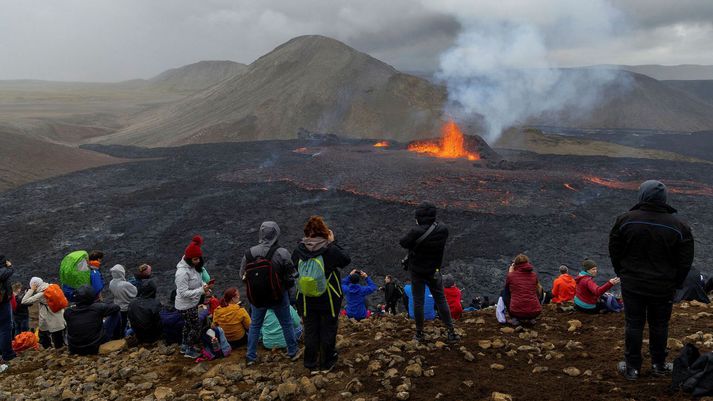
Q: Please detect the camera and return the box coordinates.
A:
[401,255,409,271]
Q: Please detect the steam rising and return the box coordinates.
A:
[427,0,630,142]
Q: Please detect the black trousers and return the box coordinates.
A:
[386,300,398,315]
[303,311,338,370]
[39,329,65,349]
[411,271,453,331]
[623,290,673,369]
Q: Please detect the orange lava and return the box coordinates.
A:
[373,141,390,148]
[563,183,578,192]
[292,147,308,153]
[408,120,480,161]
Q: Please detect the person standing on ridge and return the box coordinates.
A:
[610,180,694,380]
[0,256,16,367]
[399,202,459,343]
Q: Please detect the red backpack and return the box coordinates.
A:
[44,284,69,313]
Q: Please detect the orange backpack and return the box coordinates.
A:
[44,283,69,313]
[12,331,39,353]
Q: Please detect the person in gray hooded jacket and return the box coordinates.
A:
[240,221,300,365]
[109,264,137,339]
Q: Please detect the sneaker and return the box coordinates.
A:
[321,363,336,374]
[652,362,673,376]
[0,364,8,374]
[288,348,304,361]
[413,330,425,342]
[618,361,639,381]
[246,359,256,367]
[183,349,200,359]
[309,369,321,376]
[446,330,460,343]
[179,344,188,354]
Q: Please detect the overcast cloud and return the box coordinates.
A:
[0,0,711,81]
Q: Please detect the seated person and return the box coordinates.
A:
[64,285,121,355]
[551,265,576,303]
[404,283,436,321]
[505,255,542,324]
[127,279,162,343]
[261,305,302,349]
[159,290,184,345]
[341,269,378,320]
[442,274,463,320]
[674,268,710,304]
[574,259,620,313]
[212,288,251,348]
[128,263,153,288]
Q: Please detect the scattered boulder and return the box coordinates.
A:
[567,320,582,332]
[405,364,423,378]
[490,364,505,371]
[396,391,410,400]
[98,339,127,354]
[563,367,581,377]
[491,392,513,401]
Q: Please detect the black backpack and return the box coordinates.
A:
[671,343,713,397]
[243,245,284,308]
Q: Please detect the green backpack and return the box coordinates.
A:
[296,256,327,297]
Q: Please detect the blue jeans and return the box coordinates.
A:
[101,311,122,344]
[0,302,16,361]
[247,292,298,361]
[201,326,232,359]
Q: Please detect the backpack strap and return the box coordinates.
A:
[413,223,437,249]
[245,243,280,263]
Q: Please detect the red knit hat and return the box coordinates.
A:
[184,235,203,259]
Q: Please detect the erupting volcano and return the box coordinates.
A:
[408,120,481,161]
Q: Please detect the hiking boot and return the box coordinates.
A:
[246,358,256,367]
[0,364,8,374]
[652,362,673,376]
[446,330,460,343]
[618,361,639,381]
[413,330,425,342]
[287,348,304,362]
[321,363,336,374]
[183,349,200,359]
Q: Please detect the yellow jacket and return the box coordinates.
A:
[213,304,251,341]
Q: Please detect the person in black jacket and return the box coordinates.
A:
[0,256,16,363]
[128,279,162,343]
[610,180,694,380]
[380,275,403,315]
[64,285,122,355]
[292,216,351,374]
[400,202,458,343]
[674,269,709,304]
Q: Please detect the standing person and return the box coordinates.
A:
[573,259,620,313]
[442,274,463,320]
[175,235,212,359]
[610,180,694,380]
[212,288,251,348]
[341,269,378,320]
[504,255,542,325]
[12,283,29,336]
[551,265,577,304]
[292,216,351,374]
[380,275,403,315]
[242,222,301,365]
[21,277,67,349]
[127,280,163,344]
[0,256,16,365]
[64,286,121,355]
[399,202,458,343]
[109,264,137,339]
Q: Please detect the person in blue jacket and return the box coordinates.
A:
[404,283,436,321]
[341,269,378,320]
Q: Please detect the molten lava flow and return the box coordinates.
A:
[563,183,578,192]
[408,121,480,161]
[373,141,390,148]
[292,147,308,153]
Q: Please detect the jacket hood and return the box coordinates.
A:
[514,262,534,273]
[415,202,437,225]
[137,279,157,299]
[575,272,593,283]
[559,274,576,284]
[301,237,329,253]
[176,258,190,270]
[630,201,677,214]
[110,264,126,280]
[259,221,281,247]
[75,285,96,305]
[638,180,667,205]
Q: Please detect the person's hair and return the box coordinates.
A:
[88,250,104,261]
[138,264,150,272]
[559,265,569,274]
[513,254,529,265]
[220,287,238,308]
[303,216,330,239]
[349,274,360,284]
[11,282,22,291]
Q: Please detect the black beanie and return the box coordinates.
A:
[415,202,437,225]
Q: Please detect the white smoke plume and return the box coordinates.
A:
[425,0,630,142]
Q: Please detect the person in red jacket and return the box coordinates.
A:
[505,255,542,324]
[574,259,620,313]
[442,274,463,320]
[551,265,576,303]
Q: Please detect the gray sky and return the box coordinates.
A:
[0,0,712,82]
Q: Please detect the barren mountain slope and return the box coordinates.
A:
[97,35,445,146]
[147,60,248,93]
[663,80,713,106]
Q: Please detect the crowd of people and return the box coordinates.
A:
[0,179,708,381]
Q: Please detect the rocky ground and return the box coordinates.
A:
[0,137,712,303]
[2,301,712,401]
